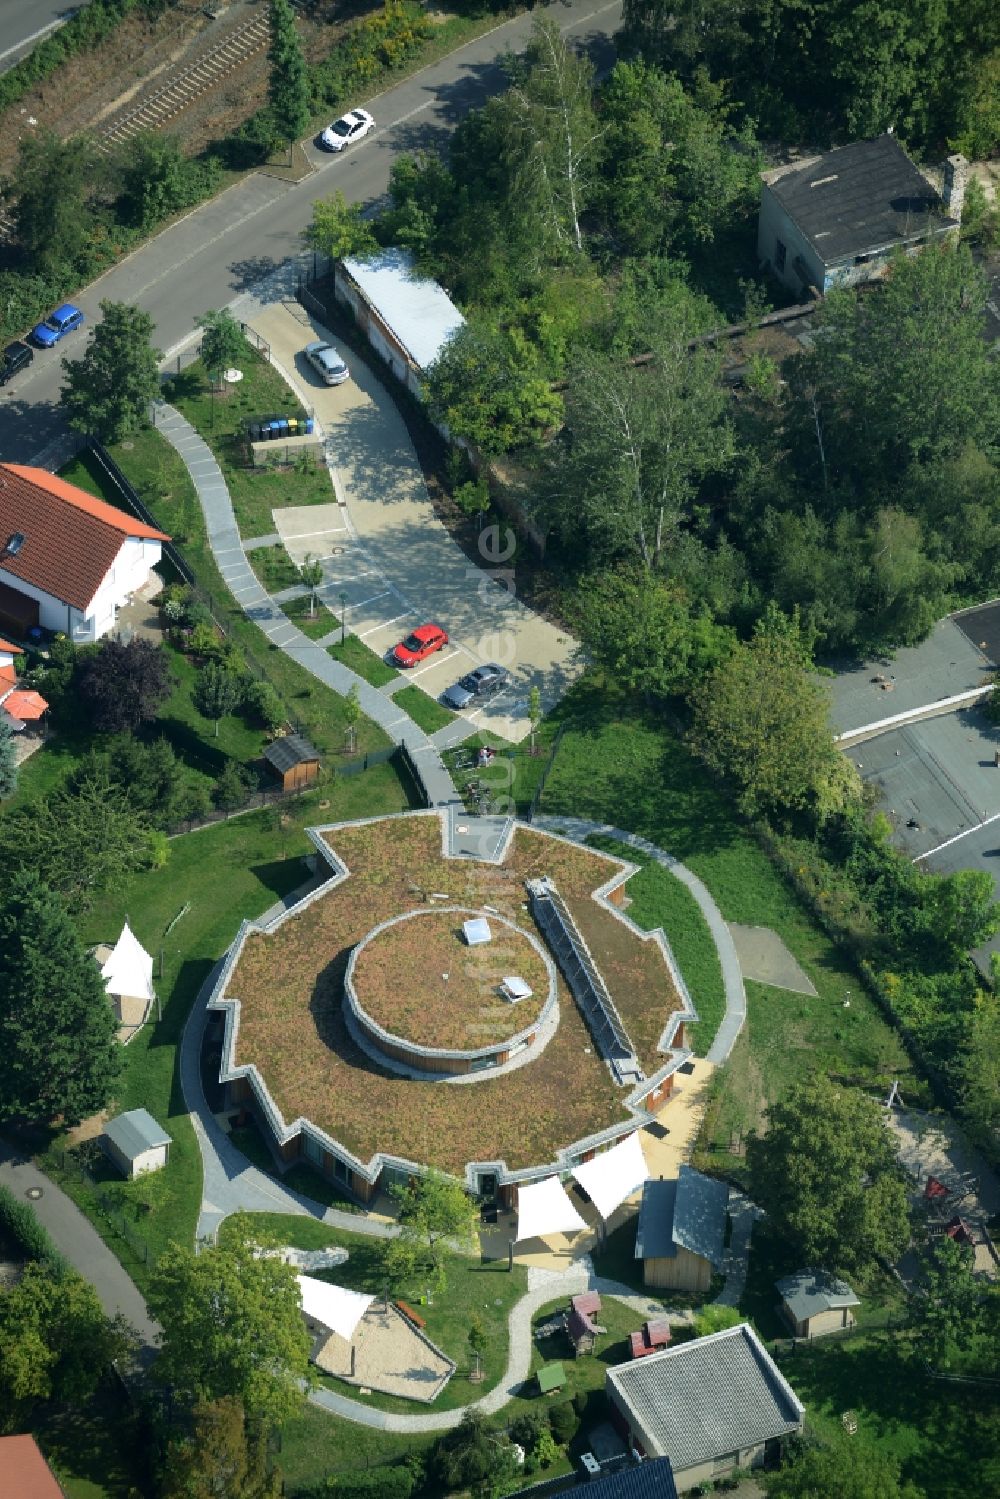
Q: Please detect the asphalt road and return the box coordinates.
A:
[0,0,622,464]
[0,2,88,74]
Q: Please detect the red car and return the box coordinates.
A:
[391,622,449,667]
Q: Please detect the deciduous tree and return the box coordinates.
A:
[300,553,324,617]
[147,1214,312,1428]
[425,322,562,457]
[689,606,854,820]
[12,128,97,275]
[160,1396,281,1499]
[0,1262,133,1433]
[910,1236,986,1367]
[304,190,378,263]
[765,1433,923,1499]
[194,659,243,737]
[390,1171,478,1293]
[61,300,161,443]
[0,870,121,1125]
[196,309,249,381]
[77,638,174,734]
[747,1075,910,1275]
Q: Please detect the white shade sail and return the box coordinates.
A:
[571,1131,649,1222]
[297,1275,373,1341]
[101,922,155,1002]
[515,1176,588,1242]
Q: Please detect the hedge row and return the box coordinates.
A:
[0,1182,68,1274]
[0,0,167,116]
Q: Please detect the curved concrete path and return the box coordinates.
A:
[0,1139,160,1363]
[308,1259,695,1431]
[155,402,459,811]
[532,817,747,1063]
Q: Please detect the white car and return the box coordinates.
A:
[304,341,349,386]
[319,108,374,152]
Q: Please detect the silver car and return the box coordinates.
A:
[441,663,510,710]
[304,341,349,386]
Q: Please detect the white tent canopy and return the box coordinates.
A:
[515,1176,588,1242]
[101,922,155,1002]
[297,1275,373,1341]
[572,1132,649,1222]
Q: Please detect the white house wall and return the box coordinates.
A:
[757,185,825,296]
[1,536,161,643]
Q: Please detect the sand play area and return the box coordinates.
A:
[313,1302,455,1402]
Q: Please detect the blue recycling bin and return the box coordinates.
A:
[304,416,314,435]
[276,418,289,438]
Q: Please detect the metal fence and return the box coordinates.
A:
[527,725,566,823]
[49,1149,156,1266]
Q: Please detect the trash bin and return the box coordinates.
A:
[287,418,299,437]
[304,416,315,435]
[276,418,289,438]
[248,422,261,443]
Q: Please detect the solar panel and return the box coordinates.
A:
[527,877,643,1086]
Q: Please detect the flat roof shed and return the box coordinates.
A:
[341,249,465,373]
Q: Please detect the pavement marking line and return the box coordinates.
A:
[349,589,393,610]
[0,15,70,65]
[280,523,349,540]
[360,610,413,637]
[914,810,1000,862]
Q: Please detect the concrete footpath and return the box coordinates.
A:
[0,1139,160,1360]
[154,403,459,810]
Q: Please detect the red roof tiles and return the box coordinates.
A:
[0,464,169,612]
[0,1434,65,1498]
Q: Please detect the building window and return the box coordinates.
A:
[334,1156,348,1183]
[303,1134,323,1166]
[775,239,787,272]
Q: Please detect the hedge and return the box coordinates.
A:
[0,1182,68,1274]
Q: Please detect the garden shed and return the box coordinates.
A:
[776,1270,859,1339]
[263,733,321,791]
[635,1166,729,1293]
[102,1108,172,1179]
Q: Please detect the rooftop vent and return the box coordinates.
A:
[810,174,839,188]
[4,532,25,557]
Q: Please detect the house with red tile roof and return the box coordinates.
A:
[0,635,21,693]
[0,1434,66,1497]
[0,464,169,644]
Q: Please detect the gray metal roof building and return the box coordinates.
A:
[606,1324,804,1471]
[635,1166,729,1266]
[764,135,951,263]
[341,249,466,373]
[104,1108,171,1162]
[776,1270,859,1325]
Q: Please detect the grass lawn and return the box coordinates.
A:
[738,1222,906,1343]
[535,680,914,1175]
[392,685,456,735]
[586,834,727,1056]
[248,542,302,595]
[162,358,337,540]
[221,1212,528,1414]
[66,419,390,760]
[776,1334,1000,1495]
[278,1407,434,1496]
[327,634,398,688]
[282,592,339,641]
[41,764,415,1290]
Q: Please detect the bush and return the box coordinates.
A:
[243,677,286,733]
[0,1184,67,1273]
[214,759,254,812]
[508,1411,546,1451]
[549,1400,576,1445]
[298,1463,417,1497]
[0,0,147,117]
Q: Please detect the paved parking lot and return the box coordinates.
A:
[248,297,581,743]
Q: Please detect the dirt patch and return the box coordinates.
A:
[352,908,549,1050]
[225,816,684,1173]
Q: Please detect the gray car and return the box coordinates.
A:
[304,341,349,386]
[441,663,510,710]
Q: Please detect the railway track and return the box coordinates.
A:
[96,9,272,154]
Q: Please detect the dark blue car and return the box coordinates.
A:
[31,303,85,348]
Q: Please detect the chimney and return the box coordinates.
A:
[942,153,968,222]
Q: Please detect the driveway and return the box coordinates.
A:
[245,296,582,744]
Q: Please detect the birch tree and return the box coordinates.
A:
[502,18,602,254]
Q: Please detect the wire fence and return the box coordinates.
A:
[48,1148,157,1267]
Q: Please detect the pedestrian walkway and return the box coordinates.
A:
[532,817,747,1063]
[154,403,460,811]
[307,1258,694,1432]
[0,1140,160,1362]
[714,1191,763,1308]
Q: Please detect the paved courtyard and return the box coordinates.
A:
[247,297,581,743]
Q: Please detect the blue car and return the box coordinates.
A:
[31,303,85,348]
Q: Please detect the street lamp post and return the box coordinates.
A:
[340,591,347,644]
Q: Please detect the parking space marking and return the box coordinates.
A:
[916,810,1000,863]
[348,589,393,611]
[360,610,413,638]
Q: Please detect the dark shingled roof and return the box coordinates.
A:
[765,135,952,264]
[577,1458,679,1499]
[264,734,321,773]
